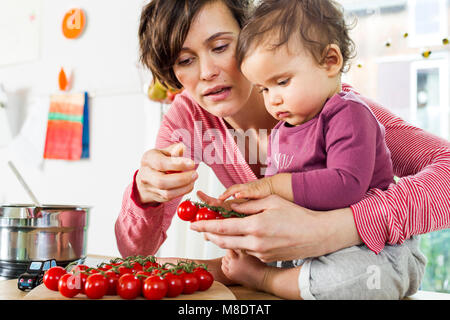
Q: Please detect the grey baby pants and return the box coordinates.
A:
[271,236,427,300]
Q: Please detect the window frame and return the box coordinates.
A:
[407,0,448,48]
[409,55,449,139]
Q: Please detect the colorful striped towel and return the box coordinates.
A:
[43,92,89,160]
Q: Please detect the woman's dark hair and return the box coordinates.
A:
[236,0,356,73]
[139,0,252,89]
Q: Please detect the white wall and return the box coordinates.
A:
[0,0,225,260]
[0,0,157,258]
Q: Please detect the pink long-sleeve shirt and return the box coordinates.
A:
[114,84,450,257]
[265,91,394,210]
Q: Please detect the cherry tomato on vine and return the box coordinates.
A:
[102,264,113,270]
[84,273,108,299]
[151,268,168,277]
[110,262,123,267]
[43,266,67,291]
[88,268,100,274]
[142,275,168,300]
[117,273,141,300]
[135,270,152,285]
[135,270,152,277]
[193,269,214,291]
[70,264,89,274]
[104,270,120,295]
[181,272,199,294]
[118,265,134,276]
[195,207,220,221]
[129,261,143,273]
[144,261,160,269]
[177,200,199,221]
[70,268,89,294]
[164,272,184,298]
[58,273,81,298]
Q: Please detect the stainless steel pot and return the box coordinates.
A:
[0,204,89,269]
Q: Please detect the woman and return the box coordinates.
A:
[115,0,449,299]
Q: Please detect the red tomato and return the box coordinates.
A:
[164,272,184,298]
[151,268,167,277]
[135,271,152,285]
[135,270,152,277]
[181,272,199,294]
[70,264,89,274]
[70,264,91,293]
[117,274,141,300]
[142,275,168,300]
[195,207,219,221]
[177,200,199,221]
[104,270,120,295]
[88,268,99,274]
[110,262,123,267]
[70,271,89,294]
[130,261,143,273]
[84,273,108,299]
[43,266,67,291]
[143,261,160,269]
[58,273,81,298]
[118,265,133,276]
[193,269,214,291]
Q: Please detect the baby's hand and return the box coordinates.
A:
[219,178,273,201]
[197,190,248,212]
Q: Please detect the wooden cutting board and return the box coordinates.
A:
[0,279,29,300]
[23,281,236,300]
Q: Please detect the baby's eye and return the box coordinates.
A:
[258,87,268,94]
[277,78,290,86]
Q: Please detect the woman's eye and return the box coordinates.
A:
[278,78,290,86]
[177,57,194,66]
[213,44,229,53]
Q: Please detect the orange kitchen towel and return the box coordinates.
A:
[43,93,85,160]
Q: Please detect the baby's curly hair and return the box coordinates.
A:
[237,0,356,73]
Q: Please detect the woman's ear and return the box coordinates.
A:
[322,44,343,77]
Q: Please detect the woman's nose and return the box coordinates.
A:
[199,56,219,81]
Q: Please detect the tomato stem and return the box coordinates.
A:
[193,201,246,218]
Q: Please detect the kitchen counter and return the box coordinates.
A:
[1,255,448,300]
[1,278,449,300]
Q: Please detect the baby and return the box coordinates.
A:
[218,0,394,299]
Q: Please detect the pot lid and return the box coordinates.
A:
[0,204,91,219]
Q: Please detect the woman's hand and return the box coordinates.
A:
[136,143,198,204]
[191,194,362,262]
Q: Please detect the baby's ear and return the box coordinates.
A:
[321,44,343,77]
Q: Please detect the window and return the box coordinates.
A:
[410,58,449,139]
[408,0,448,47]
[339,0,450,294]
[420,230,449,293]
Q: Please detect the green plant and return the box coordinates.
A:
[419,229,449,293]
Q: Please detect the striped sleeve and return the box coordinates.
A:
[115,93,199,257]
[346,89,450,253]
